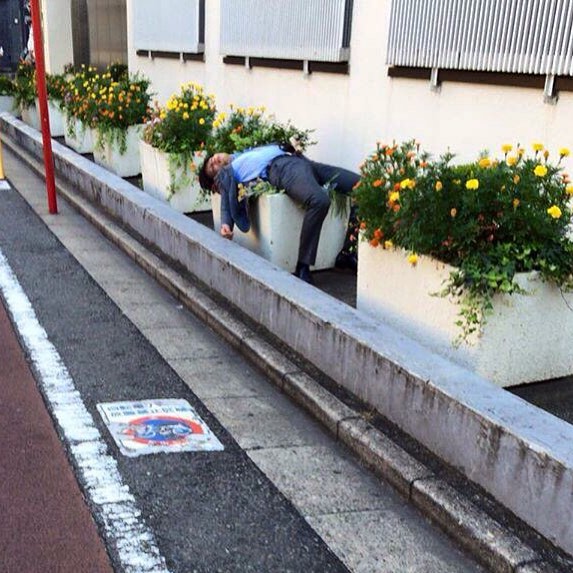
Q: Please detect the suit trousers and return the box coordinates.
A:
[268,155,359,266]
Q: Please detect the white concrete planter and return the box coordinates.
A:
[0,95,16,114]
[20,104,40,130]
[139,141,210,213]
[35,99,65,136]
[212,192,347,272]
[64,114,95,154]
[93,125,144,177]
[20,101,65,136]
[356,242,573,387]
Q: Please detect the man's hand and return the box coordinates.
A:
[220,224,234,240]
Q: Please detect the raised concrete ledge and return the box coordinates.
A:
[2,113,573,556]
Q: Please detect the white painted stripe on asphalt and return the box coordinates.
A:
[0,249,171,573]
[0,181,10,190]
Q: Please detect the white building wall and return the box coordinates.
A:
[41,0,74,74]
[126,0,573,172]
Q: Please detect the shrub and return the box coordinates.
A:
[143,82,216,154]
[354,141,573,341]
[0,75,15,96]
[208,105,313,154]
[13,60,36,108]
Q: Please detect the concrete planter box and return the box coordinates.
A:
[64,115,95,154]
[21,101,65,136]
[0,95,16,114]
[212,192,347,272]
[20,104,40,130]
[93,125,144,178]
[140,141,210,213]
[356,242,573,387]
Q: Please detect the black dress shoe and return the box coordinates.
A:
[294,263,314,284]
[335,252,358,273]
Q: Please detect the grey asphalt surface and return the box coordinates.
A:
[0,149,490,572]
[0,184,347,572]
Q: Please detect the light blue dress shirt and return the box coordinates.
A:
[231,144,286,183]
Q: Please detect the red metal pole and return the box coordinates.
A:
[30,0,58,214]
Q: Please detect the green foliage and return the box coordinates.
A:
[354,141,573,341]
[0,75,15,96]
[207,105,314,154]
[13,60,36,107]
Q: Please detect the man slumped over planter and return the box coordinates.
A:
[199,143,359,284]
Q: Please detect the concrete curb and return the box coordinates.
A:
[1,115,572,570]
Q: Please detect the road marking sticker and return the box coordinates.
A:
[0,181,10,191]
[0,249,171,573]
[98,399,224,457]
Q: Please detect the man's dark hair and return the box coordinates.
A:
[198,153,215,192]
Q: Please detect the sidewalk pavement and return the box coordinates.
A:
[0,150,488,572]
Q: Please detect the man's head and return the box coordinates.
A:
[199,152,232,191]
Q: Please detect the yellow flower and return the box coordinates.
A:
[388,191,400,203]
[501,144,513,154]
[400,178,415,189]
[513,174,520,184]
[547,205,562,219]
[182,112,189,120]
[560,147,571,157]
[534,164,548,177]
[466,179,479,190]
[532,142,544,152]
[435,181,443,191]
[384,240,393,249]
[199,118,205,125]
[513,198,520,208]
[566,185,573,196]
[450,208,457,218]
[506,156,517,167]
[407,253,418,266]
[478,157,491,168]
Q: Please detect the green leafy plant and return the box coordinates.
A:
[0,75,15,96]
[354,140,573,342]
[13,60,36,108]
[46,72,69,110]
[208,105,314,155]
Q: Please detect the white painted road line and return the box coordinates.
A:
[0,181,10,190]
[0,249,171,573]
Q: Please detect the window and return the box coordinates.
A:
[220,0,354,63]
[387,0,573,96]
[133,0,205,56]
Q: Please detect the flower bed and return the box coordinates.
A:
[141,82,215,211]
[353,140,573,384]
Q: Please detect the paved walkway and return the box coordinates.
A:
[0,147,486,571]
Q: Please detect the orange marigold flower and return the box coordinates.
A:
[359,221,367,230]
[373,228,384,240]
[372,179,383,187]
[369,238,380,247]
